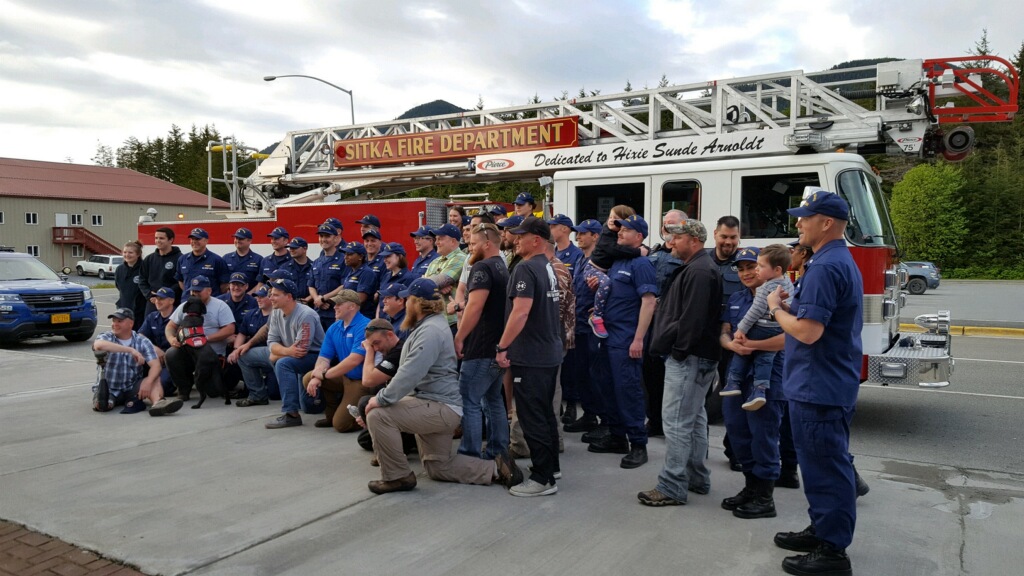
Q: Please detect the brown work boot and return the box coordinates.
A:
[368,472,417,494]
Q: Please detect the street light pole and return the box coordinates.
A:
[263,75,355,125]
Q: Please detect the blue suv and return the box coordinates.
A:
[0,247,97,345]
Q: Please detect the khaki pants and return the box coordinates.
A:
[366,396,494,485]
[302,372,367,432]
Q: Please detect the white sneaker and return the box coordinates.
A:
[509,478,558,497]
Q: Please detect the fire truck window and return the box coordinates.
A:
[739,172,820,238]
[574,182,646,223]
[661,180,700,220]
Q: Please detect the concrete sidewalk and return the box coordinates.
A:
[2,348,1023,576]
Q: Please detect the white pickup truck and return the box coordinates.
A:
[75,254,123,279]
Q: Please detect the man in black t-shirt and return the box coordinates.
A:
[454,223,510,459]
[496,217,563,497]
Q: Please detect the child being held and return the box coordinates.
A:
[582,204,642,338]
[720,244,793,410]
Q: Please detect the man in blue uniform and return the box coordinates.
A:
[587,215,658,470]
[340,242,378,319]
[175,228,230,296]
[408,225,439,280]
[308,223,346,331]
[223,227,263,291]
[767,190,863,576]
[138,287,177,396]
[363,229,386,280]
[229,286,278,402]
[256,226,292,292]
[282,237,313,302]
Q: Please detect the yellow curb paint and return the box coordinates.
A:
[897,324,1024,338]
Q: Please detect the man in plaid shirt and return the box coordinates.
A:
[93,308,183,416]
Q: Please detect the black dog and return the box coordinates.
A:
[176,297,230,408]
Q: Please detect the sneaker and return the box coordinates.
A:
[265,413,302,429]
[719,381,742,396]
[742,386,767,411]
[509,478,557,497]
[781,543,852,576]
[494,452,524,488]
[368,472,417,494]
[149,398,183,417]
[588,314,608,339]
[774,525,822,553]
[637,488,684,507]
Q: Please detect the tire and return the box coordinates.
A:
[98,270,107,280]
[64,330,94,343]
[907,277,927,295]
[76,266,85,276]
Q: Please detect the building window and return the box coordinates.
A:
[71,214,83,226]
[0,211,5,224]
[26,212,39,225]
[27,245,40,257]
[91,214,104,226]
[71,245,84,257]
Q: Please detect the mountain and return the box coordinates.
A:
[396,100,468,119]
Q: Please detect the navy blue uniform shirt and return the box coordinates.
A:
[223,250,263,288]
[409,250,439,280]
[139,310,172,351]
[281,259,313,299]
[603,256,658,348]
[217,293,257,327]
[259,252,292,282]
[723,288,786,401]
[343,264,379,319]
[573,255,595,334]
[175,250,230,295]
[240,308,270,347]
[309,251,346,318]
[555,243,585,279]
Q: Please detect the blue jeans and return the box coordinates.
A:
[656,355,718,501]
[458,358,508,459]
[238,346,274,402]
[275,354,321,414]
[727,325,781,389]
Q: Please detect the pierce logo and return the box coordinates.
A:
[478,159,515,171]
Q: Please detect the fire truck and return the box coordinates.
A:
[140,56,1018,387]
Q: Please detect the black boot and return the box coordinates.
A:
[561,402,578,425]
[774,524,821,553]
[721,472,756,511]
[564,413,598,433]
[776,465,801,489]
[854,467,870,497]
[620,444,648,469]
[581,424,610,444]
[781,543,852,576]
[588,434,629,454]
[733,477,776,519]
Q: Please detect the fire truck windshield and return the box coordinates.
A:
[837,169,897,247]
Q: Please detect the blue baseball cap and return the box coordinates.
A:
[430,223,462,241]
[409,225,434,238]
[734,247,760,263]
[379,242,406,257]
[120,396,148,415]
[152,287,176,299]
[379,283,405,298]
[342,241,367,257]
[188,228,209,240]
[572,219,602,234]
[356,214,381,228]
[324,218,344,232]
[229,272,248,284]
[268,226,290,239]
[461,215,472,226]
[253,286,269,298]
[489,206,508,217]
[317,223,339,236]
[189,276,211,290]
[233,227,253,239]
[546,214,574,228]
[270,278,298,296]
[514,192,535,206]
[497,215,524,229]
[362,228,382,240]
[287,237,308,249]
[615,214,649,239]
[787,189,850,220]
[266,269,295,282]
[398,277,440,300]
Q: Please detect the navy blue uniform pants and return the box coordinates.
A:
[575,331,606,420]
[604,345,648,447]
[722,379,783,481]
[788,400,857,550]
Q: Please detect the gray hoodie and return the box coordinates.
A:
[376,312,462,408]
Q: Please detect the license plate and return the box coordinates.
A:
[51,313,71,324]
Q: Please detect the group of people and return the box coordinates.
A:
[98,188,865,576]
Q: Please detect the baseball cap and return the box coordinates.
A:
[787,239,801,247]
[410,225,434,238]
[379,242,406,257]
[229,272,248,285]
[266,269,295,282]
[787,188,850,220]
[327,289,361,306]
[323,218,344,232]
[188,228,209,240]
[365,318,395,334]
[546,214,574,228]
[430,223,462,241]
[497,215,524,229]
[152,287,176,299]
[108,307,135,321]
[268,226,290,239]
[120,396,148,415]
[399,277,440,300]
[734,247,760,263]
[287,237,308,249]
[356,214,381,228]
[615,214,650,239]
[489,206,508,217]
[188,276,212,291]
[253,286,269,298]
[317,223,339,236]
[461,215,472,227]
[362,229,382,240]
[270,278,298,296]
[378,283,405,298]
[665,219,708,243]
[572,219,602,234]
[233,227,253,239]
[342,241,367,257]
[514,192,535,205]
[509,216,551,240]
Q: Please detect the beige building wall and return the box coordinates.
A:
[0,197,219,271]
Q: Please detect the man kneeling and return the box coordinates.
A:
[362,278,523,494]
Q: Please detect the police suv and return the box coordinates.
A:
[0,247,97,345]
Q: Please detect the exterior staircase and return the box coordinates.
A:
[51,227,120,255]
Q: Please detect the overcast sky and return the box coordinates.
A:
[1,0,1021,165]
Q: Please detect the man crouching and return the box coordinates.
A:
[362,278,523,494]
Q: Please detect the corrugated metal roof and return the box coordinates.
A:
[0,157,229,208]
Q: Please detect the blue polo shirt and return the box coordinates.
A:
[319,313,371,379]
[723,288,786,400]
[139,310,172,351]
[603,256,658,348]
[217,293,257,326]
[175,250,230,295]
[782,239,863,407]
[409,250,439,280]
[343,264,379,319]
[573,256,595,334]
[309,250,346,318]
[555,242,585,279]
[259,252,292,281]
[223,250,263,288]
[281,258,313,299]
[239,308,270,347]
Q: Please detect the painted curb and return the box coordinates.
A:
[898,323,1024,338]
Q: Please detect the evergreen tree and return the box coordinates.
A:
[890,162,968,268]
